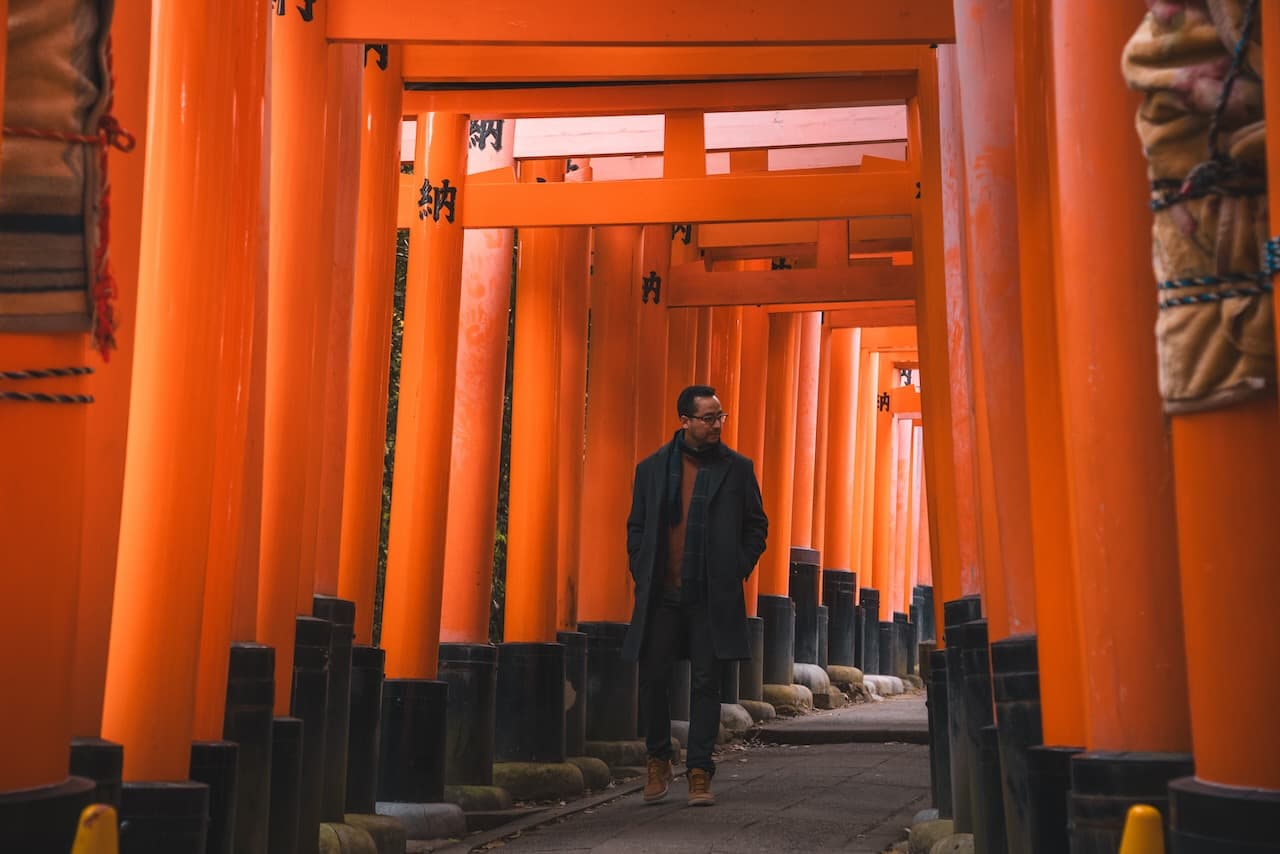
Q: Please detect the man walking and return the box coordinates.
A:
[623,385,768,806]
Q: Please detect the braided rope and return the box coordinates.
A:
[1158,237,1279,309]
[0,391,95,404]
[0,366,94,381]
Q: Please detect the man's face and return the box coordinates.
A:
[681,395,724,448]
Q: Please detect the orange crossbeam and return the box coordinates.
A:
[399,45,925,84]
[331,1,955,46]
[666,262,915,307]
[402,76,915,119]
[825,301,917,328]
[396,168,915,229]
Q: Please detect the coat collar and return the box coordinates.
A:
[654,440,734,504]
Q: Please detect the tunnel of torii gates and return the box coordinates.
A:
[1,1,1278,853]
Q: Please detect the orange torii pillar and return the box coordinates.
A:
[693,307,713,383]
[185,2,271,850]
[494,157,576,777]
[1005,1,1090,850]
[434,119,516,790]
[577,225,645,744]
[708,294,744,702]
[96,0,250,844]
[377,111,470,812]
[758,312,799,690]
[787,312,823,671]
[811,322,833,555]
[335,46,404,819]
[67,0,149,810]
[635,224,672,456]
[555,166,592,759]
[853,348,881,672]
[736,303,770,706]
[1051,1,1194,848]
[556,165,592,635]
[1161,2,1280,846]
[820,327,860,671]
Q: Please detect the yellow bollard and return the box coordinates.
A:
[1118,804,1165,854]
[70,804,118,854]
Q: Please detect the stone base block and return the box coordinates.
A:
[929,833,974,854]
[720,703,754,734]
[904,675,924,690]
[374,802,466,841]
[812,687,849,710]
[670,720,690,749]
[865,674,905,696]
[320,822,379,854]
[343,815,407,854]
[826,665,864,691]
[491,762,585,802]
[583,738,648,768]
[913,809,940,824]
[715,723,731,744]
[762,683,814,716]
[566,756,613,791]
[739,699,777,723]
[792,662,832,694]
[442,784,512,812]
[910,819,954,854]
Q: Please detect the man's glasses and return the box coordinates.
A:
[686,412,729,426]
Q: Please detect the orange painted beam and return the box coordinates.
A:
[1051,0,1189,753]
[667,263,915,307]
[330,1,956,45]
[402,76,914,119]
[71,0,151,739]
[381,112,471,680]
[396,170,914,230]
[1010,0,1086,747]
[401,45,924,84]
[439,123,518,645]
[338,47,405,645]
[455,168,914,229]
[825,302,916,328]
[101,0,243,778]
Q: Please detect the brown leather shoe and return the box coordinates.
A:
[643,756,673,803]
[687,768,715,806]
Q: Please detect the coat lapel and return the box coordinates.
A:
[705,451,733,503]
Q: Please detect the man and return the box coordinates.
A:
[623,385,768,807]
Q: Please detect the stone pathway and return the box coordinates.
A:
[451,696,931,854]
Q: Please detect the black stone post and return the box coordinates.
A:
[437,643,498,785]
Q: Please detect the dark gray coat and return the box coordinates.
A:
[621,441,768,662]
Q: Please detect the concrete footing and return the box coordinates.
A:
[343,814,408,854]
[739,698,777,723]
[826,665,863,691]
[319,822,378,854]
[491,761,585,802]
[762,682,813,715]
[929,833,973,854]
[442,784,512,812]
[909,819,955,854]
[720,702,754,734]
[792,662,831,694]
[566,756,613,791]
[374,801,466,840]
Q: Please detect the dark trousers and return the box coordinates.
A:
[638,596,721,775]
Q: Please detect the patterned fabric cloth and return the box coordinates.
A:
[663,428,718,605]
[1123,0,1273,413]
[0,0,114,335]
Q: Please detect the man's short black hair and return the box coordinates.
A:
[677,385,718,418]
